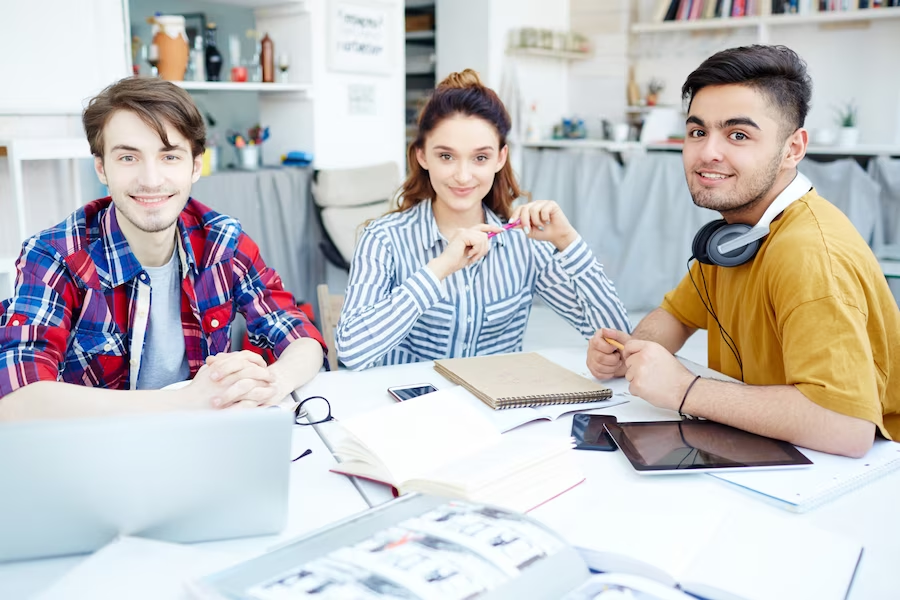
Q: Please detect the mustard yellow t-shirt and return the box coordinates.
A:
[661,189,899,440]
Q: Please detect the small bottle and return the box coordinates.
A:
[261,33,275,83]
[191,33,205,82]
[204,23,223,82]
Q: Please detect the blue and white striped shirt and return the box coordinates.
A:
[336,200,630,370]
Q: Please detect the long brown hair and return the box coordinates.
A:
[394,69,524,220]
[83,76,206,159]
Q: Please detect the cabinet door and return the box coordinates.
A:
[0,0,129,115]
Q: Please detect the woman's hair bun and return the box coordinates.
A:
[437,68,483,90]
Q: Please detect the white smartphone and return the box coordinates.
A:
[387,383,438,402]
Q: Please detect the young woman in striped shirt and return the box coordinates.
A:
[336,69,630,370]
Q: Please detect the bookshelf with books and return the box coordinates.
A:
[634,1,900,34]
[628,0,900,148]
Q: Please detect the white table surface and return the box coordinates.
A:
[295,347,900,600]
[0,422,370,599]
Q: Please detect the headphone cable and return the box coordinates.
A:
[687,257,744,382]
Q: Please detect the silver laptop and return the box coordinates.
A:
[0,408,293,563]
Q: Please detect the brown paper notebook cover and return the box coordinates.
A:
[433,353,612,410]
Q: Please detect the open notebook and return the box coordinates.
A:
[711,439,900,512]
[434,353,612,410]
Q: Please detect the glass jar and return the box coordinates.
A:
[152,15,189,81]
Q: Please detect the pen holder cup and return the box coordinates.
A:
[238,145,260,170]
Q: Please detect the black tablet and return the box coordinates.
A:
[604,420,813,475]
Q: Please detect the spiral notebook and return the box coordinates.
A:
[710,440,900,513]
[433,353,612,410]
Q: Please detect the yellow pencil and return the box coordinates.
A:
[604,337,625,351]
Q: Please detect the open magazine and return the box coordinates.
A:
[193,494,589,600]
[192,494,860,600]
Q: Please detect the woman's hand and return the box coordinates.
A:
[510,200,578,251]
[428,224,503,280]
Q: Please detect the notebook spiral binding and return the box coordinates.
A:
[497,390,613,409]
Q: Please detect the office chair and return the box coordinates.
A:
[311,162,400,271]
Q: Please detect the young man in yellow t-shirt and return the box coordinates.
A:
[587,45,899,458]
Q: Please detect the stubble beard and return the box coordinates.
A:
[115,189,184,234]
[689,150,783,217]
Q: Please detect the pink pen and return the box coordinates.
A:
[487,218,521,239]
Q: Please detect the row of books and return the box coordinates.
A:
[653,0,899,21]
[653,0,759,20]
[774,0,900,12]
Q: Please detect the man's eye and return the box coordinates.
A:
[120,155,135,162]
[688,130,705,138]
[730,132,747,141]
[164,155,179,161]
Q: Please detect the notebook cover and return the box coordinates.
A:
[433,353,612,410]
[710,440,900,512]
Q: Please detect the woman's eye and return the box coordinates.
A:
[475,155,488,162]
[440,153,452,160]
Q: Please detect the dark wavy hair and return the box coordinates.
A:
[394,69,524,219]
[682,45,812,138]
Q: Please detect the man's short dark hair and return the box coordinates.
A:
[83,77,206,159]
[682,45,812,136]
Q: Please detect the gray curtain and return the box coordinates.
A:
[191,167,326,346]
[800,158,882,249]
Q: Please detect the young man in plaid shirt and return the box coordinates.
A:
[0,77,326,420]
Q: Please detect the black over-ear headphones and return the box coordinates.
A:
[691,172,812,267]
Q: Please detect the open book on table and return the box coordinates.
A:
[561,508,862,600]
[329,391,584,513]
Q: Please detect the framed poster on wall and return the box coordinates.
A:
[327,0,395,75]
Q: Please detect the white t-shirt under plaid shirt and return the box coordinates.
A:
[336,200,630,370]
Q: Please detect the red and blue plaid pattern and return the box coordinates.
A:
[0,197,325,397]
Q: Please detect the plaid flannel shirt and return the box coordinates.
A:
[0,197,325,397]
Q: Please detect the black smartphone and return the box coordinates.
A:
[387,383,439,402]
[571,414,618,451]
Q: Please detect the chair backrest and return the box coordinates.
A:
[316,284,345,371]
[312,162,400,269]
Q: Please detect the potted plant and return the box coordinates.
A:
[835,101,859,147]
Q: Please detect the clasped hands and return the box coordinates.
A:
[587,328,697,412]
[176,350,286,410]
[429,200,579,280]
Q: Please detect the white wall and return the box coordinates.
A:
[568,0,630,137]
[0,0,128,258]
[435,0,570,140]
[489,0,570,140]
[308,0,406,171]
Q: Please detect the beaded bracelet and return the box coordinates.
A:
[678,375,702,418]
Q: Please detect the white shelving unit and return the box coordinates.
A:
[505,47,594,61]
[174,81,312,95]
[0,137,93,299]
[405,30,434,41]
[126,0,314,167]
